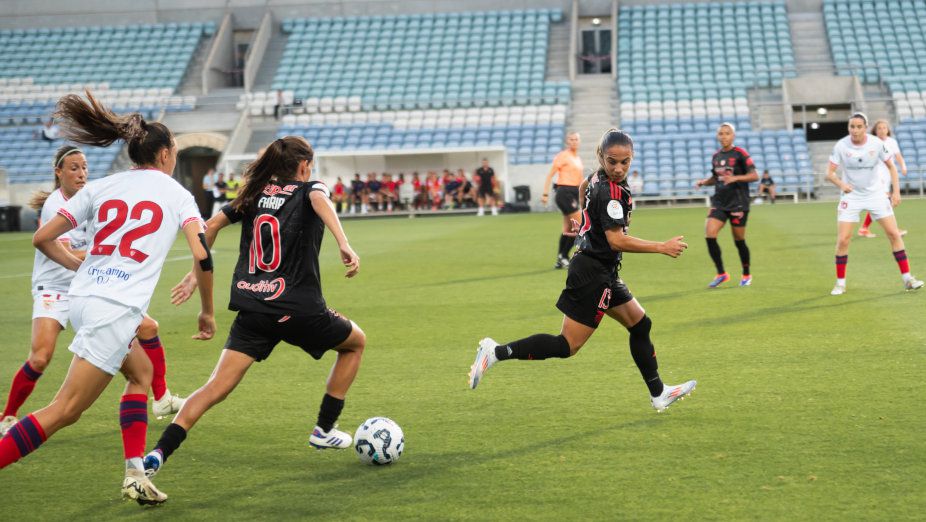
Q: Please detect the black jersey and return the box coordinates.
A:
[221,180,330,315]
[575,170,632,268]
[475,167,495,190]
[710,147,755,212]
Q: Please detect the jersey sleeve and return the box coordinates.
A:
[828,143,843,167]
[739,149,756,171]
[177,191,204,231]
[221,203,244,224]
[878,141,894,162]
[308,181,331,198]
[596,183,629,230]
[58,184,93,229]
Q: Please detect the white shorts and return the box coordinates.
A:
[68,296,143,376]
[32,290,70,328]
[837,194,894,223]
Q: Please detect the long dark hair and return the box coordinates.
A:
[595,128,634,183]
[233,136,314,212]
[29,145,84,210]
[54,90,173,166]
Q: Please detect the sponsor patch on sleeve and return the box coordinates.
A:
[607,200,623,220]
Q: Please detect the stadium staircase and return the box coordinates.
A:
[252,22,288,92]
[545,17,571,81]
[179,32,216,96]
[788,11,836,75]
[567,75,617,169]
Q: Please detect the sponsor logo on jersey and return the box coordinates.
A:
[258,196,286,210]
[262,184,297,197]
[606,199,623,220]
[87,265,132,285]
[237,277,287,301]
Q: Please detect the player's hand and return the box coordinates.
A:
[901,169,908,177]
[661,236,688,258]
[842,183,854,194]
[720,174,735,185]
[541,193,549,205]
[193,312,215,341]
[569,218,580,233]
[340,243,360,278]
[170,271,197,305]
[891,191,901,207]
[694,180,703,189]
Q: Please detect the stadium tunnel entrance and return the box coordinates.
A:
[175,132,228,217]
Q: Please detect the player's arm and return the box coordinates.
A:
[33,215,82,271]
[181,220,215,340]
[170,211,231,305]
[578,177,589,209]
[894,151,908,176]
[735,166,760,184]
[541,160,558,204]
[825,162,851,193]
[605,227,687,258]
[886,159,901,207]
[695,174,716,187]
[310,190,360,278]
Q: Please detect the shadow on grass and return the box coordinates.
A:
[407,269,554,288]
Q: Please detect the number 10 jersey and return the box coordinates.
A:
[222,180,331,315]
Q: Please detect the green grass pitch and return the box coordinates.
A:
[0,199,923,520]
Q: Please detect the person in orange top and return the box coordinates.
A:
[542,132,585,268]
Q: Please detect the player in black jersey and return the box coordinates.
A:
[468,129,697,412]
[144,136,366,478]
[695,123,759,288]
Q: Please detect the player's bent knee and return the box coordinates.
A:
[28,350,53,372]
[137,317,159,339]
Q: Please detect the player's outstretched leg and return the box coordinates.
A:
[651,381,698,412]
[310,323,365,450]
[705,238,728,288]
[469,332,574,390]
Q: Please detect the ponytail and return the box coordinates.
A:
[233,136,314,212]
[54,90,173,167]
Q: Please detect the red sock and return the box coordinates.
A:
[139,337,167,401]
[2,362,43,418]
[894,250,910,275]
[836,255,848,279]
[0,414,47,469]
[119,394,148,459]
[862,213,873,229]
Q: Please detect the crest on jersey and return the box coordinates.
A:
[607,200,623,219]
[263,185,296,196]
[728,157,736,166]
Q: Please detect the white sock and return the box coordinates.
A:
[126,457,144,472]
[902,273,913,283]
[836,278,846,286]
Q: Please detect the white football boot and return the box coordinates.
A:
[152,390,186,420]
[830,282,846,296]
[651,380,697,412]
[122,468,168,505]
[904,277,924,291]
[0,415,18,436]
[309,425,352,449]
[468,337,499,390]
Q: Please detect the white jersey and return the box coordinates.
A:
[58,169,203,311]
[828,135,893,200]
[875,136,901,188]
[32,189,88,293]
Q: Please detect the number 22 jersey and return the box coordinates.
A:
[222,180,331,315]
[58,169,203,312]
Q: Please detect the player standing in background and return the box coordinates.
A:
[474,158,498,216]
[350,172,366,214]
[542,132,584,269]
[469,129,696,413]
[0,92,215,505]
[826,113,923,295]
[0,147,186,437]
[143,136,366,482]
[695,123,759,288]
[857,119,908,238]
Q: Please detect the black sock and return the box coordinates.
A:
[316,393,344,432]
[706,237,725,274]
[558,234,572,258]
[735,239,750,276]
[154,423,188,462]
[495,334,570,361]
[627,316,663,397]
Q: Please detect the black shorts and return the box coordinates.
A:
[554,185,580,215]
[224,309,353,362]
[555,253,634,328]
[478,186,494,198]
[708,208,749,227]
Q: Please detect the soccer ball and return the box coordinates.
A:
[354,417,404,465]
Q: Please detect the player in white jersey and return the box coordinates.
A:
[857,119,909,238]
[0,146,187,439]
[0,92,216,507]
[825,113,923,295]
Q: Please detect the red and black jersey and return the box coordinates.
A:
[710,146,756,212]
[221,180,330,315]
[575,170,632,268]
